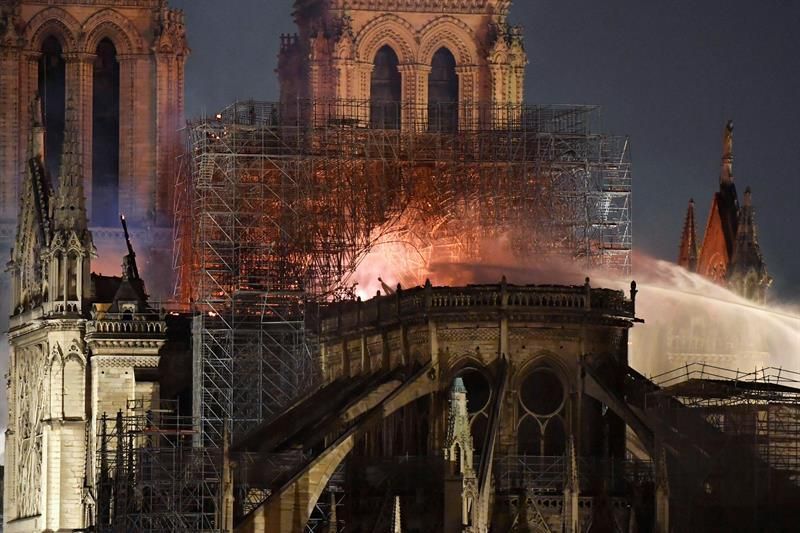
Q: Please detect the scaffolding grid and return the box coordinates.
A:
[650,363,800,484]
[176,99,633,447]
[95,400,223,532]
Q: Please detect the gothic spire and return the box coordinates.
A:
[110,215,149,313]
[715,120,739,258]
[728,187,771,302]
[53,98,89,232]
[720,120,734,185]
[678,198,698,272]
[444,377,474,474]
[120,214,141,281]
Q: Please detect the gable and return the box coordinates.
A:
[697,193,729,284]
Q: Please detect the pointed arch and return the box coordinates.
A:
[25,8,81,52]
[355,14,416,64]
[428,47,459,132]
[80,8,145,55]
[514,351,571,393]
[49,345,64,419]
[63,352,85,418]
[39,35,66,181]
[370,45,401,129]
[417,16,477,65]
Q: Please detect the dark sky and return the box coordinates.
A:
[171,0,800,300]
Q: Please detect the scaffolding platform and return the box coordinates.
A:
[174,99,633,448]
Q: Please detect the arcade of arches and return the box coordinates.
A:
[0,1,188,297]
[280,4,527,130]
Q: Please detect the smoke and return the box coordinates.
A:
[607,255,800,378]
[350,237,800,377]
[349,232,585,299]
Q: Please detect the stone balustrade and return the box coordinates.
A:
[320,279,637,336]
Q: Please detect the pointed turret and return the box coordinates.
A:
[678,199,698,272]
[728,187,772,303]
[52,99,89,233]
[443,378,478,531]
[46,99,95,314]
[716,120,739,258]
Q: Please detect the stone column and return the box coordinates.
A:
[0,42,22,222]
[154,50,187,226]
[154,52,174,224]
[488,62,508,128]
[334,58,354,100]
[398,63,430,132]
[118,53,152,223]
[456,65,479,131]
[355,62,372,125]
[3,345,17,520]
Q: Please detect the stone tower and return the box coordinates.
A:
[0,0,187,294]
[5,98,168,533]
[679,121,771,302]
[443,377,479,532]
[278,0,527,129]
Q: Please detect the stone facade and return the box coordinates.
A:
[678,121,771,303]
[0,0,187,296]
[278,0,526,129]
[4,102,168,531]
[240,280,641,532]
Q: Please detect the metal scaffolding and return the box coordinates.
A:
[95,400,223,532]
[651,363,800,484]
[175,99,633,447]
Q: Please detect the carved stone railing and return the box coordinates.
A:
[44,300,82,315]
[86,314,166,336]
[321,279,637,336]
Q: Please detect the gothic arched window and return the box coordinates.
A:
[92,38,120,226]
[370,45,401,129]
[39,36,66,182]
[517,366,568,456]
[428,48,458,132]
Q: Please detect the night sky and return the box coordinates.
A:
[171,0,800,300]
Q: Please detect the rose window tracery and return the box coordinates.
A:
[517,366,567,456]
[15,345,47,517]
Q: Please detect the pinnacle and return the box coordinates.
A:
[53,97,89,233]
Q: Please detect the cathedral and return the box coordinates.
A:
[677,121,771,303]
[2,1,798,532]
[278,0,527,128]
[4,97,177,530]
[1,1,187,529]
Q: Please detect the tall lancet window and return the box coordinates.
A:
[39,36,66,182]
[370,45,401,129]
[92,38,120,226]
[428,48,458,132]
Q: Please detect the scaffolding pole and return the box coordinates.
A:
[175,99,633,448]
